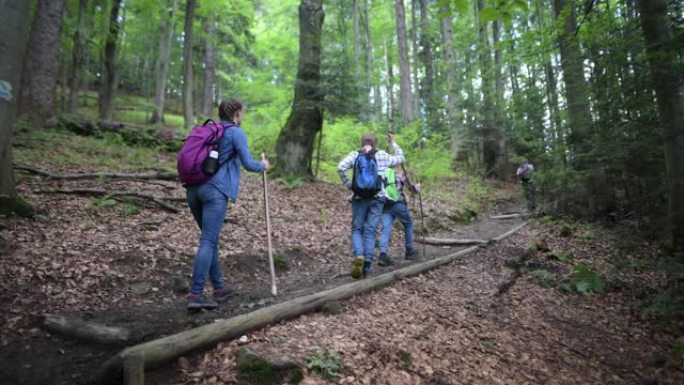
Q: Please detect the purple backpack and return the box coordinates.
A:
[177,119,231,185]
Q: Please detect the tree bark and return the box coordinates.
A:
[42,314,131,345]
[18,0,66,127]
[419,0,436,128]
[67,0,88,113]
[98,0,124,121]
[553,0,593,169]
[0,0,31,216]
[274,0,325,178]
[394,0,415,124]
[182,0,197,128]
[150,0,179,124]
[385,39,395,132]
[476,0,499,177]
[637,0,684,254]
[440,4,463,162]
[201,18,217,117]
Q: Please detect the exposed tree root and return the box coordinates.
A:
[15,165,178,181]
[35,188,181,213]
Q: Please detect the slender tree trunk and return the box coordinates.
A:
[410,0,420,115]
[394,0,415,124]
[0,0,32,216]
[553,0,592,168]
[353,0,366,121]
[638,0,684,254]
[68,0,88,113]
[18,0,66,127]
[182,0,197,128]
[150,0,179,124]
[202,18,216,117]
[361,0,375,120]
[274,0,325,178]
[440,3,462,162]
[98,0,123,121]
[476,0,498,177]
[386,39,395,133]
[419,0,436,128]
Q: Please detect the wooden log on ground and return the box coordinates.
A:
[490,213,526,220]
[42,314,131,345]
[491,221,528,242]
[36,188,180,213]
[97,223,529,384]
[417,237,488,246]
[15,165,178,181]
[123,354,144,385]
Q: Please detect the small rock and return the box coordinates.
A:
[130,282,152,295]
[320,301,342,315]
[238,335,249,345]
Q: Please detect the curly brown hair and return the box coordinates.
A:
[360,133,377,148]
[218,98,243,122]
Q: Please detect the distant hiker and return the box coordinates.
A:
[183,98,269,310]
[378,168,420,266]
[337,132,405,279]
[516,160,535,212]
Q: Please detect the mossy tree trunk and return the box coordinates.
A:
[274,0,324,178]
[98,0,123,121]
[0,0,33,218]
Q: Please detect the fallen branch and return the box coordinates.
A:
[417,237,488,246]
[491,221,528,242]
[490,213,527,220]
[42,314,131,345]
[15,165,178,181]
[36,188,180,213]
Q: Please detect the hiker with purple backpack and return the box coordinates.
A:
[177,98,269,310]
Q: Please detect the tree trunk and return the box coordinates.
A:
[68,0,88,113]
[202,18,216,117]
[440,4,462,161]
[419,0,436,129]
[385,39,395,133]
[18,0,66,127]
[410,0,420,115]
[637,0,684,254]
[394,0,415,124]
[553,0,592,169]
[274,0,325,178]
[536,0,563,151]
[150,0,179,124]
[0,0,31,216]
[182,0,196,128]
[476,0,499,177]
[98,0,123,121]
[353,0,365,121]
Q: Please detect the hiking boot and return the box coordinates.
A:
[213,287,236,303]
[187,294,218,310]
[362,261,373,278]
[405,248,418,260]
[351,255,365,279]
[377,252,395,267]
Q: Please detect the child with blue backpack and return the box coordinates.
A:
[337,132,404,278]
[179,98,269,310]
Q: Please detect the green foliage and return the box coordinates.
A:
[531,269,554,286]
[121,202,140,216]
[92,198,117,209]
[277,175,304,190]
[398,350,413,367]
[672,337,684,357]
[564,262,605,295]
[273,255,289,271]
[0,195,35,219]
[306,350,342,381]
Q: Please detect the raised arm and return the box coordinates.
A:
[233,128,265,173]
[386,141,405,167]
[337,151,358,189]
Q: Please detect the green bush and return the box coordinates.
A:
[564,262,605,294]
[306,350,342,381]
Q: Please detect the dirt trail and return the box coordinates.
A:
[172,226,683,385]
[0,174,524,385]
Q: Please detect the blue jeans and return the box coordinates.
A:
[186,183,227,294]
[379,201,414,254]
[351,198,385,262]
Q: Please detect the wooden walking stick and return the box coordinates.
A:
[401,164,426,258]
[261,153,277,296]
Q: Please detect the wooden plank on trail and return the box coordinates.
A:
[417,237,488,246]
[97,223,529,385]
[490,213,527,219]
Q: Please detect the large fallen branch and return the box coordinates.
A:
[97,222,529,385]
[490,213,527,220]
[42,314,131,345]
[15,165,178,181]
[36,188,180,213]
[417,237,488,246]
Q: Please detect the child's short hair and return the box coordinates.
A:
[360,133,377,148]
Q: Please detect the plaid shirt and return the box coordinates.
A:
[337,142,405,198]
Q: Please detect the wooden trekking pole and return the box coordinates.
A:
[401,164,426,258]
[261,153,277,296]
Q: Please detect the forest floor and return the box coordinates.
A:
[1,129,682,385]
